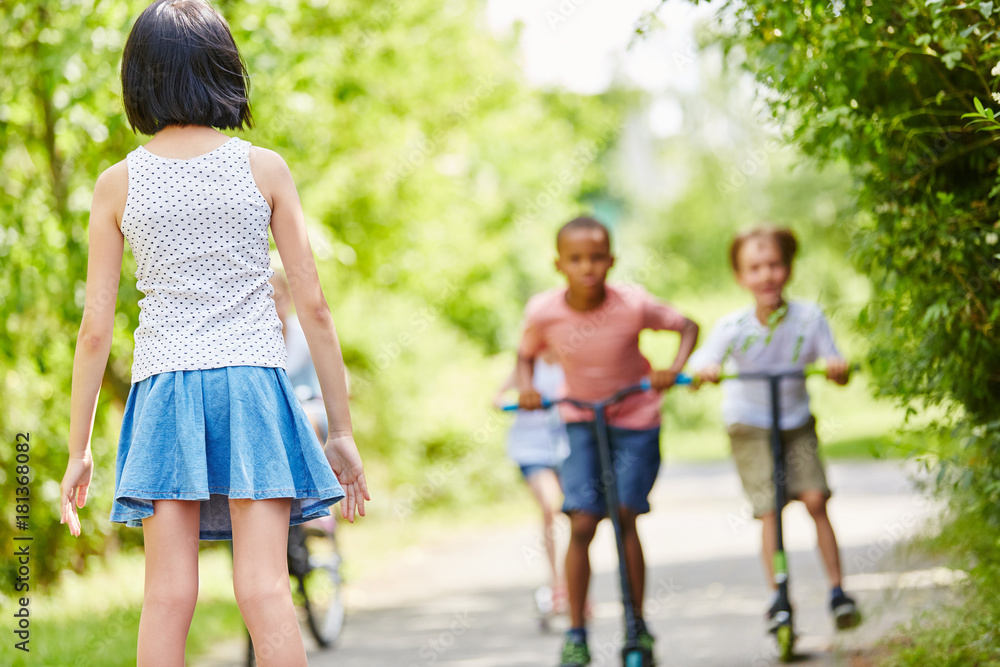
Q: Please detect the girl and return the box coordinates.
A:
[493,350,570,619]
[687,225,860,632]
[58,2,368,665]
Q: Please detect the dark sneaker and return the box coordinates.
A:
[637,629,656,665]
[766,597,793,634]
[831,592,861,630]
[559,637,591,667]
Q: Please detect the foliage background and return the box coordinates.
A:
[687,0,1000,660]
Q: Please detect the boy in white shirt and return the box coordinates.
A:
[688,225,861,631]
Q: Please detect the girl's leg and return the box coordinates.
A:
[229,497,306,667]
[526,468,563,587]
[139,500,201,667]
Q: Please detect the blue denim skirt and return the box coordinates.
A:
[110,365,345,540]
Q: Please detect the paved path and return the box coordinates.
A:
[197,460,957,667]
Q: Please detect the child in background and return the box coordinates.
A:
[687,225,861,632]
[57,2,368,665]
[271,266,333,440]
[494,350,570,619]
[517,216,699,667]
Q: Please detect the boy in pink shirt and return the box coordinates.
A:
[517,217,699,667]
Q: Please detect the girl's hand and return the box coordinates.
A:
[324,434,370,523]
[825,357,850,385]
[60,455,93,537]
[649,369,679,391]
[518,388,543,410]
[695,363,723,387]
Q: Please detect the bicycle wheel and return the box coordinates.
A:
[297,529,345,648]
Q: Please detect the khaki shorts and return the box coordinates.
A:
[727,416,831,518]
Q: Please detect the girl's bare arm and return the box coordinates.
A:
[61,161,127,535]
[493,367,517,409]
[253,147,369,521]
[516,353,542,409]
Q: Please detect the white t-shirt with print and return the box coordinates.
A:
[687,301,840,430]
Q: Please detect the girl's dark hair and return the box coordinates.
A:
[121,0,252,135]
[729,225,798,271]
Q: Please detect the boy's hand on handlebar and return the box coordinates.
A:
[825,357,850,385]
[694,363,722,388]
[518,388,544,410]
[650,369,678,391]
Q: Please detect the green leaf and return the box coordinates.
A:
[961,22,981,38]
[976,96,986,114]
[942,50,963,69]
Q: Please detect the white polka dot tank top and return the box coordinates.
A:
[121,136,287,383]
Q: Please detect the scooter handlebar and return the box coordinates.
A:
[675,363,856,386]
[501,377,653,411]
[501,399,554,412]
[503,365,853,409]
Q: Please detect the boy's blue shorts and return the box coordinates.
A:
[560,422,661,516]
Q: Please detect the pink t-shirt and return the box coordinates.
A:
[517,284,688,429]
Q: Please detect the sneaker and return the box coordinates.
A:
[638,629,656,659]
[535,586,554,615]
[559,637,591,667]
[830,592,861,630]
[765,597,793,634]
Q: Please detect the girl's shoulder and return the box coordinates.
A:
[247,144,293,209]
[94,158,129,227]
[247,142,287,169]
[97,157,129,186]
[248,144,288,182]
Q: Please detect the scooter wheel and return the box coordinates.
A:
[623,649,644,667]
[776,624,795,663]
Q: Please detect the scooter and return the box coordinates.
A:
[675,365,834,662]
[505,379,656,667]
